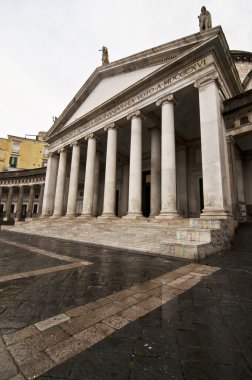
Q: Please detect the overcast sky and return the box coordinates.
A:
[0,0,251,139]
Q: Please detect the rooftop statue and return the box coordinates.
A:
[198,6,212,32]
[99,46,109,65]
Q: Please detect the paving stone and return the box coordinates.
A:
[0,338,18,380]
[65,305,90,317]
[9,374,26,380]
[19,352,55,379]
[138,296,164,311]
[74,322,115,345]
[120,305,147,321]
[35,313,70,331]
[103,315,129,329]
[3,324,39,346]
[8,326,69,365]
[46,336,90,364]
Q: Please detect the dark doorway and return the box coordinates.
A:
[142,171,150,217]
[33,204,38,214]
[21,204,27,218]
[0,204,3,217]
[199,178,204,213]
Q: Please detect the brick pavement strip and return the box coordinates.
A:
[0,237,92,264]
[0,263,220,379]
[0,261,91,283]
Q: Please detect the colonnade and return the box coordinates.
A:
[42,75,231,220]
[0,184,44,219]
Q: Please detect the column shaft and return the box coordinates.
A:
[16,186,25,220]
[41,155,59,216]
[81,136,96,216]
[196,74,230,217]
[5,187,14,218]
[102,125,117,217]
[127,113,142,217]
[38,184,45,215]
[150,127,161,216]
[157,96,179,218]
[93,152,100,216]
[66,143,80,216]
[53,149,68,217]
[27,186,35,218]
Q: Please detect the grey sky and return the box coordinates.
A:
[0,0,251,138]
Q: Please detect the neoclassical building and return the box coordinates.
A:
[1,25,251,258]
[41,27,251,221]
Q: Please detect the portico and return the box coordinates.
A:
[41,48,238,222]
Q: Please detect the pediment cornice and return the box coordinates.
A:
[47,26,243,142]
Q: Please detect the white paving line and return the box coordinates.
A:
[0,237,81,263]
[1,263,220,379]
[0,261,92,283]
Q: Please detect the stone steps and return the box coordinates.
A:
[3,217,188,255]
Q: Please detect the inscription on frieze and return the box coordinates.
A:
[51,58,208,148]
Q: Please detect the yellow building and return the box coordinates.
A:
[0,132,49,172]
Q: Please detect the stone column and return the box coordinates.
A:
[38,184,45,215]
[66,142,80,217]
[120,164,129,216]
[93,151,100,216]
[16,185,25,220]
[52,148,68,217]
[5,187,14,219]
[27,185,35,218]
[126,111,143,218]
[195,73,230,218]
[156,94,179,218]
[102,123,118,217]
[41,154,59,217]
[149,126,161,217]
[81,133,97,217]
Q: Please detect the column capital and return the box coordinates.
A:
[194,71,223,89]
[104,122,118,132]
[156,94,176,107]
[85,132,98,141]
[57,147,67,154]
[70,140,80,148]
[127,110,144,121]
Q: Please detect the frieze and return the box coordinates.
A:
[51,57,209,149]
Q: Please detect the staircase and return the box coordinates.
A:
[2,217,237,260]
[161,218,237,260]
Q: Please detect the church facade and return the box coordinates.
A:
[1,25,251,258]
[42,27,251,222]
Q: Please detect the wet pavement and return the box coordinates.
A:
[0,223,252,379]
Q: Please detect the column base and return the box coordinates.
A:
[156,210,181,220]
[123,212,144,220]
[78,214,95,220]
[50,214,63,219]
[39,214,51,219]
[64,214,78,219]
[200,208,231,219]
[99,213,117,220]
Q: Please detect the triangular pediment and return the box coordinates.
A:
[47,26,242,141]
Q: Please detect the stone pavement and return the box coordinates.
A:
[0,223,252,379]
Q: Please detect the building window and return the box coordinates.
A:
[12,141,20,154]
[9,156,18,168]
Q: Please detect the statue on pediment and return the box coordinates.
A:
[99,46,109,65]
[198,6,212,32]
